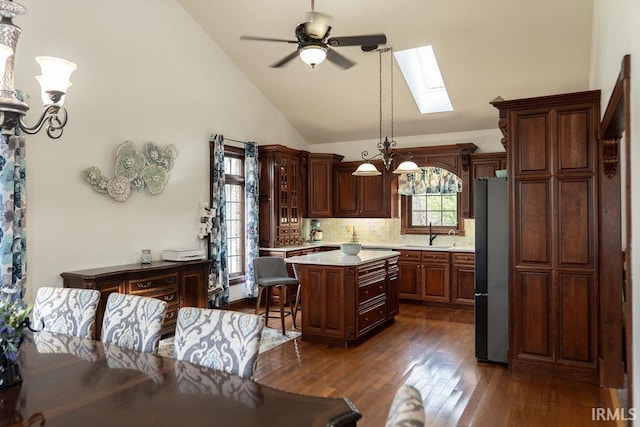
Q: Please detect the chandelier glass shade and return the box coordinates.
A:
[0,0,77,139]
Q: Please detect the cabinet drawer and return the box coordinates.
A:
[358,280,386,306]
[128,273,178,293]
[399,250,421,262]
[422,252,449,263]
[358,300,387,334]
[163,305,179,329]
[452,252,475,264]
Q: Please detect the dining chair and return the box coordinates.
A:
[174,307,264,379]
[252,256,299,335]
[101,293,168,354]
[32,287,101,339]
[385,384,425,427]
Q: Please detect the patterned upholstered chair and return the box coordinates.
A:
[385,384,425,427]
[32,287,101,339]
[101,293,168,354]
[174,307,264,379]
[253,256,299,335]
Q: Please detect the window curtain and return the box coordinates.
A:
[0,132,27,305]
[244,141,259,297]
[398,167,462,195]
[209,134,229,307]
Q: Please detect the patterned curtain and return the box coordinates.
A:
[398,166,462,195]
[244,141,259,297]
[209,134,229,307]
[0,132,27,305]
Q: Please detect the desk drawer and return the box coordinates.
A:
[128,273,178,293]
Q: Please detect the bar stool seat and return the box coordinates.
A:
[253,257,299,335]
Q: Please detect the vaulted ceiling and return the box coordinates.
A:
[178,0,593,144]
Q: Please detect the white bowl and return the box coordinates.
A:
[340,242,362,255]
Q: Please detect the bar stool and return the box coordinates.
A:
[253,257,299,335]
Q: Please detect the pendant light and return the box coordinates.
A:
[353,47,420,176]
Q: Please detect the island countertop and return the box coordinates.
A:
[284,249,400,266]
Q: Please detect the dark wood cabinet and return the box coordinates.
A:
[469,152,507,218]
[421,252,450,303]
[306,153,343,218]
[333,160,393,218]
[492,90,600,383]
[61,260,209,338]
[450,252,475,305]
[294,256,399,347]
[258,145,308,247]
[397,250,422,300]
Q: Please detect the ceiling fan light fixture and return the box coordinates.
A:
[352,162,382,176]
[393,160,421,175]
[299,45,327,68]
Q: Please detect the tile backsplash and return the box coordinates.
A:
[303,218,475,247]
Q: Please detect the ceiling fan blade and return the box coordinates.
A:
[240,35,298,44]
[326,47,355,70]
[305,11,332,38]
[327,34,387,48]
[270,50,301,68]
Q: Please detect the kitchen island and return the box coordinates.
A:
[285,249,400,347]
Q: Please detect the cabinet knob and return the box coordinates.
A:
[137,281,152,289]
[165,312,175,319]
[163,294,175,301]
[165,278,175,284]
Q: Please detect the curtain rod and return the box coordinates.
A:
[211,134,250,145]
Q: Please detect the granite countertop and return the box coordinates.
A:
[284,249,400,266]
[260,242,475,253]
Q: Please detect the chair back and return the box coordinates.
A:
[253,257,290,280]
[33,287,101,339]
[174,307,264,378]
[101,293,168,354]
[385,384,425,427]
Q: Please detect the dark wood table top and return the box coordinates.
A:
[1,332,361,426]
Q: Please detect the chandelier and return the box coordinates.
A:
[353,47,419,176]
[0,0,77,139]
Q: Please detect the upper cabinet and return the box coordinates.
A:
[333,160,396,218]
[468,152,507,218]
[258,145,308,248]
[306,153,343,218]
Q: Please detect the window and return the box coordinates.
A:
[224,148,245,279]
[400,166,464,235]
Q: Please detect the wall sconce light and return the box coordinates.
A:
[353,47,420,176]
[0,1,77,139]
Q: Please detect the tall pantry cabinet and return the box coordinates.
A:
[492,90,601,382]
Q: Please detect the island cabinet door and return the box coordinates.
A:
[299,265,348,342]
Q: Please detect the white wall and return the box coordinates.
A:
[590,0,640,410]
[15,0,309,302]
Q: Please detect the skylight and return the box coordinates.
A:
[394,45,453,114]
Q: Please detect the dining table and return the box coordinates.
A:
[0,331,361,426]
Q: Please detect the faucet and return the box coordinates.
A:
[429,222,437,246]
[448,229,457,247]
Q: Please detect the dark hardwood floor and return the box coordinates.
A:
[246,302,617,427]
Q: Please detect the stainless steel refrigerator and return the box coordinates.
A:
[474,177,508,363]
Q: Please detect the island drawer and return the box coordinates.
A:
[358,279,386,306]
[358,299,387,334]
[128,273,178,293]
[421,252,450,263]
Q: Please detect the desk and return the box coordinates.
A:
[0,332,361,426]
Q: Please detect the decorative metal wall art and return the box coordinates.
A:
[83,141,178,202]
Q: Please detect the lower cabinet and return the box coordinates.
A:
[398,250,475,307]
[61,260,209,338]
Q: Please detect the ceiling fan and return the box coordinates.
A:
[240,0,387,69]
